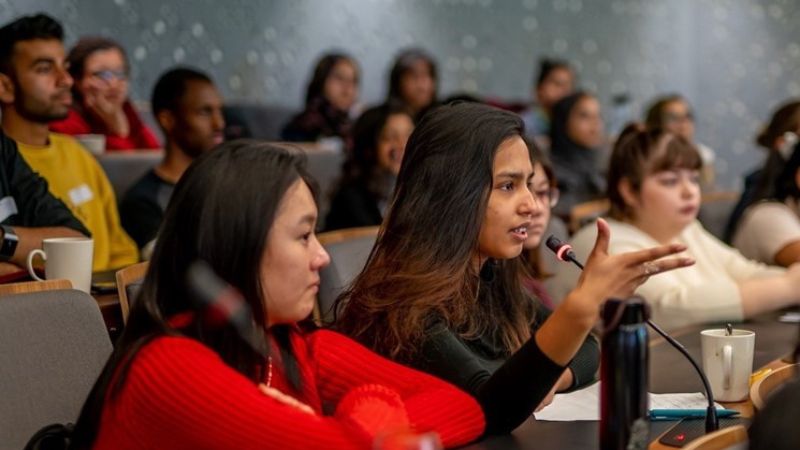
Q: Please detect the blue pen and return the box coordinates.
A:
[649,409,740,421]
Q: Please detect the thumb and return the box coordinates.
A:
[589,218,610,258]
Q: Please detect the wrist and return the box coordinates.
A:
[559,290,601,330]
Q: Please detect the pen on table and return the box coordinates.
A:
[649,409,740,421]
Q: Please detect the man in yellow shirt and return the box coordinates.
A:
[0,13,138,271]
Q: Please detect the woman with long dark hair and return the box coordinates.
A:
[335,103,693,435]
[549,91,606,218]
[325,102,414,231]
[50,37,160,151]
[70,141,484,449]
[386,48,438,122]
[282,52,359,143]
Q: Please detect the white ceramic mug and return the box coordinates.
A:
[27,237,94,293]
[700,328,755,402]
[75,134,106,155]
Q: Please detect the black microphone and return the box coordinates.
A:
[186,260,269,358]
[545,235,719,433]
[546,235,584,270]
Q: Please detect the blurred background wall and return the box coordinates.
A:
[3,0,799,188]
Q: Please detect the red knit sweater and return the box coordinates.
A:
[92,329,485,449]
[50,102,161,151]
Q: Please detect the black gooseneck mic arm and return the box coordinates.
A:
[545,235,719,432]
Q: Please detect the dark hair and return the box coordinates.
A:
[335,102,536,362]
[66,37,126,80]
[549,91,593,150]
[0,13,64,74]
[774,142,800,201]
[748,376,800,450]
[387,48,438,108]
[335,102,413,197]
[607,124,703,220]
[304,52,358,107]
[535,58,571,87]
[151,67,214,116]
[70,141,316,448]
[644,94,688,129]
[755,100,800,150]
[522,138,556,278]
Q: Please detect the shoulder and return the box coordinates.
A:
[49,133,95,159]
[123,170,165,201]
[132,335,224,375]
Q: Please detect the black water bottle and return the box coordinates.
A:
[600,297,649,450]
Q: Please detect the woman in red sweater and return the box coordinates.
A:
[70,140,484,449]
[50,37,160,151]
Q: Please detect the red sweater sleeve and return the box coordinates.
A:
[96,336,379,450]
[308,330,486,448]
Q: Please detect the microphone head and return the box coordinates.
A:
[546,235,576,263]
[545,235,566,254]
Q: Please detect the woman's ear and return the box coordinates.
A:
[618,178,639,211]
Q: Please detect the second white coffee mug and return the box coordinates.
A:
[700,328,755,402]
[27,237,94,293]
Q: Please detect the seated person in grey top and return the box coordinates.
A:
[120,68,223,254]
[335,103,693,435]
[0,130,88,276]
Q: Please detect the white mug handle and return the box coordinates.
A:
[27,249,47,281]
[722,344,733,390]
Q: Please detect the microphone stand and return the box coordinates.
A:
[545,235,719,432]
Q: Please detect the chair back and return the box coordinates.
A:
[317,226,379,323]
[750,363,799,411]
[0,279,71,296]
[0,290,112,450]
[698,191,740,241]
[222,103,296,141]
[96,151,163,201]
[681,424,748,450]
[568,198,610,234]
[116,261,149,323]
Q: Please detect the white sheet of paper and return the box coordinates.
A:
[533,382,723,421]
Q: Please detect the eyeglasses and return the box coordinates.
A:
[534,187,560,208]
[664,112,694,124]
[90,69,128,83]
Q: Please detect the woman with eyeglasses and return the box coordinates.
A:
[50,37,160,151]
[644,94,716,189]
[520,140,562,309]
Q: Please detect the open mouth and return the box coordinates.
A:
[510,225,529,241]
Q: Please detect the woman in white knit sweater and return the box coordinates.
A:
[552,126,800,330]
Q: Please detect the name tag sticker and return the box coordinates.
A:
[0,196,18,223]
[68,184,94,206]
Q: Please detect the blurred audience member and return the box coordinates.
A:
[120,67,224,255]
[386,48,438,122]
[325,102,414,231]
[553,126,800,331]
[726,100,800,242]
[549,91,606,218]
[521,140,562,309]
[645,94,716,188]
[50,36,160,151]
[282,52,359,148]
[520,58,575,145]
[0,13,138,271]
[733,142,800,266]
[0,130,89,277]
